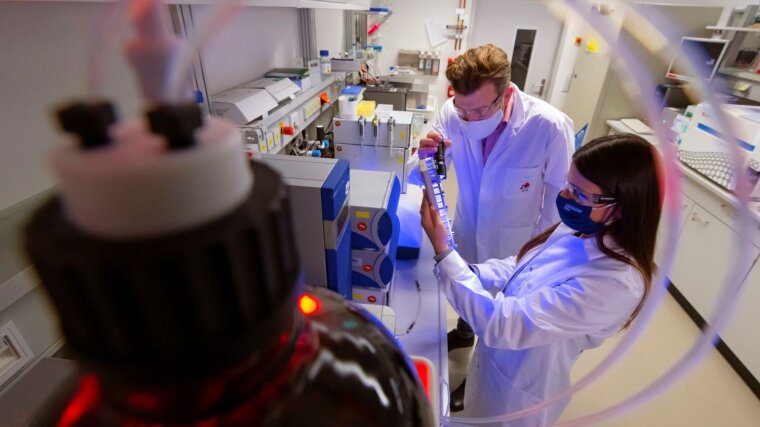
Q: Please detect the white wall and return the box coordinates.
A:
[0,1,144,212]
[546,17,585,110]
[469,0,565,99]
[558,8,626,134]
[0,1,146,383]
[367,0,476,108]
[637,0,755,7]
[314,8,345,57]
[194,6,302,95]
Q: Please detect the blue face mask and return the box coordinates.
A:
[555,193,611,235]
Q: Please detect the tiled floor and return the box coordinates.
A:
[441,166,760,425]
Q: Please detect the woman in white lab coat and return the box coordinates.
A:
[421,133,662,426]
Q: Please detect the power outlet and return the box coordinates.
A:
[289,112,300,131]
[303,97,321,119]
[0,321,34,389]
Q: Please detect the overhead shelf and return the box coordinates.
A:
[719,68,760,83]
[236,76,341,156]
[32,0,371,10]
[250,76,337,130]
[707,25,760,33]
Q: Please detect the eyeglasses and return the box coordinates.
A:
[453,94,502,119]
[564,181,616,206]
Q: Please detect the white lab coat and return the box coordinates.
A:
[434,223,645,426]
[411,84,574,263]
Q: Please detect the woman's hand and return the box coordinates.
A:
[420,195,451,255]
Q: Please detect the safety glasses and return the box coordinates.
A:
[452,93,502,119]
[564,180,616,206]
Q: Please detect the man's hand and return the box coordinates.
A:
[418,131,452,159]
[420,195,451,255]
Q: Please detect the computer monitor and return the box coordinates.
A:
[666,37,729,82]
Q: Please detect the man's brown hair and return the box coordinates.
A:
[446,44,511,96]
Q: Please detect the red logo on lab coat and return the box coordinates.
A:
[520,181,531,192]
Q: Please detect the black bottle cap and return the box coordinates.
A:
[25,162,302,383]
[147,104,203,150]
[316,125,326,141]
[56,101,117,149]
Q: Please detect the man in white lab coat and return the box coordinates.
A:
[411,44,574,411]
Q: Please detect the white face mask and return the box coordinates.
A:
[459,108,504,141]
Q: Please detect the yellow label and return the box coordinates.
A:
[397,156,404,165]
[586,38,600,53]
[355,211,370,219]
[267,135,274,149]
[353,293,363,300]
[259,142,267,153]
[401,131,406,141]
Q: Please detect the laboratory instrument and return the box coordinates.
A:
[677,103,760,190]
[349,170,400,304]
[435,141,447,178]
[211,86,278,124]
[259,154,352,299]
[349,170,401,252]
[420,156,456,251]
[333,110,414,192]
[241,77,301,103]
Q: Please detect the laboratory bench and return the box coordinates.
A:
[390,185,451,420]
[607,120,760,399]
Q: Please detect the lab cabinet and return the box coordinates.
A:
[722,259,760,381]
[654,193,695,261]
[669,204,760,320]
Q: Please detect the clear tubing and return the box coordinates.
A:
[86,0,128,97]
[442,0,753,424]
[164,0,243,102]
[552,1,756,424]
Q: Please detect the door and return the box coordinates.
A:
[469,0,564,99]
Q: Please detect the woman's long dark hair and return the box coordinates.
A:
[517,133,662,328]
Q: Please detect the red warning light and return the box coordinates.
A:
[363,264,373,272]
[413,359,431,398]
[298,294,320,315]
[58,375,100,427]
[367,296,377,303]
[357,222,368,232]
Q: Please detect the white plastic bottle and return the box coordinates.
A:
[319,50,332,77]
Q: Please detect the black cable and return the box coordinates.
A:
[325,102,337,132]
[395,280,422,336]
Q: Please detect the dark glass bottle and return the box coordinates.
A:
[25,160,434,426]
